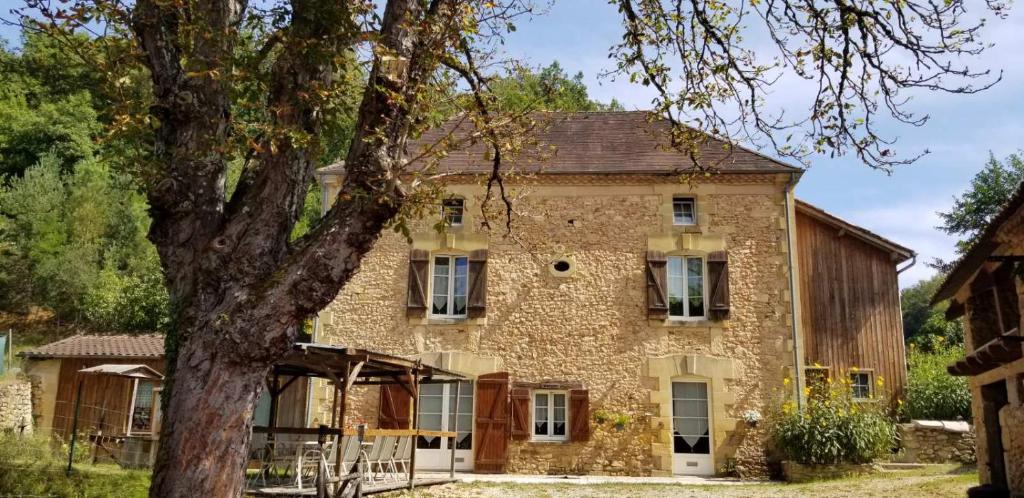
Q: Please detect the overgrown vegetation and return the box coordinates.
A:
[903,343,972,421]
[0,433,149,497]
[769,375,897,465]
[901,274,964,351]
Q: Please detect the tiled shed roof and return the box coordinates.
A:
[19,334,165,360]
[319,111,803,176]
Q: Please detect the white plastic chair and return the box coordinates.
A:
[391,436,413,477]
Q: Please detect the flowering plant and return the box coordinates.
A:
[742,410,762,425]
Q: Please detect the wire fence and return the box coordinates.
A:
[47,402,156,469]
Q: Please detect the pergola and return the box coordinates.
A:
[249,342,468,497]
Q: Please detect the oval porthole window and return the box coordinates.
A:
[550,258,575,277]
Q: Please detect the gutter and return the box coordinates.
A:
[784,171,803,409]
[897,254,917,275]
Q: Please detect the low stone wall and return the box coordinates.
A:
[0,380,33,435]
[898,420,975,464]
[781,461,881,483]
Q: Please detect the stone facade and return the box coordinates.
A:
[897,421,975,464]
[315,174,803,477]
[0,380,33,435]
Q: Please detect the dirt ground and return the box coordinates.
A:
[386,465,977,498]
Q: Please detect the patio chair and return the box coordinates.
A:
[294,441,331,490]
[361,436,396,483]
[336,435,362,477]
[380,436,405,481]
[389,436,413,479]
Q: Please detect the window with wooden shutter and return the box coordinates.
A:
[647,250,669,319]
[378,383,412,429]
[707,251,730,319]
[468,249,488,318]
[509,387,531,441]
[569,389,590,442]
[407,249,430,317]
[474,372,510,473]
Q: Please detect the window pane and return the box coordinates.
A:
[420,395,443,414]
[535,393,548,407]
[456,432,472,450]
[417,435,441,449]
[668,257,686,317]
[131,381,155,432]
[443,199,464,225]
[687,258,704,317]
[432,257,450,315]
[553,394,565,410]
[553,421,566,436]
[673,198,695,225]
[534,421,548,435]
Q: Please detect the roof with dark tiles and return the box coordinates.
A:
[19,334,165,360]
[319,111,803,176]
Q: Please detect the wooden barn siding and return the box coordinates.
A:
[51,358,166,440]
[796,211,908,399]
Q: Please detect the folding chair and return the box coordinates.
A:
[362,436,396,483]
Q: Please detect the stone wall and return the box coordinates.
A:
[0,380,33,435]
[315,174,801,476]
[898,421,975,464]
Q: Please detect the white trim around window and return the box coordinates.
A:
[430,254,469,319]
[532,390,569,441]
[667,255,707,320]
[850,371,872,400]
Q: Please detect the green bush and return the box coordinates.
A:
[769,374,897,465]
[904,343,972,421]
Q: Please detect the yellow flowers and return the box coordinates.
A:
[876,376,885,387]
[783,377,791,386]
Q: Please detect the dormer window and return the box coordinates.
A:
[672,197,696,226]
[442,198,465,226]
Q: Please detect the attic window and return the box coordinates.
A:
[672,197,696,225]
[442,198,464,226]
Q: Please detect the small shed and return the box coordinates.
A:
[19,334,166,439]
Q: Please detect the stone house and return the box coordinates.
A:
[310,111,913,477]
[932,181,1024,496]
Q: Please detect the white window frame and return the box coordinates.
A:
[672,197,697,226]
[667,255,707,320]
[429,254,469,319]
[850,371,872,400]
[127,379,156,435]
[442,198,465,227]
[532,390,569,442]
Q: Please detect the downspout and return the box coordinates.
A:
[784,172,803,409]
[897,254,917,275]
[305,170,332,427]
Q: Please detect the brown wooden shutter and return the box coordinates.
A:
[407,249,430,317]
[707,250,730,319]
[468,249,488,318]
[378,383,412,429]
[474,372,510,473]
[646,250,668,319]
[569,389,590,442]
[509,388,531,441]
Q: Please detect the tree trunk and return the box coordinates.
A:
[148,332,270,498]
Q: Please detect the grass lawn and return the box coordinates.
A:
[0,463,151,498]
[385,465,977,498]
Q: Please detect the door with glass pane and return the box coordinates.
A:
[416,381,474,470]
[671,381,713,475]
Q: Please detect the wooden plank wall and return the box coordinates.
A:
[51,358,166,440]
[796,211,908,399]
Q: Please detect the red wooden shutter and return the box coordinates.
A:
[646,250,668,319]
[474,372,510,473]
[468,249,488,318]
[378,383,412,429]
[707,250,730,319]
[509,388,531,441]
[569,389,590,442]
[407,249,430,317]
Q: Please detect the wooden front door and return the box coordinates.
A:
[473,372,509,473]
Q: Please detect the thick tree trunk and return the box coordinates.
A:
[148,332,270,498]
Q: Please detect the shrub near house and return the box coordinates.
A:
[769,374,896,473]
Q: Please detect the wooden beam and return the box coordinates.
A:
[344,362,365,392]
[987,255,1024,262]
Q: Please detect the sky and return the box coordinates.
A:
[2,0,1022,288]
